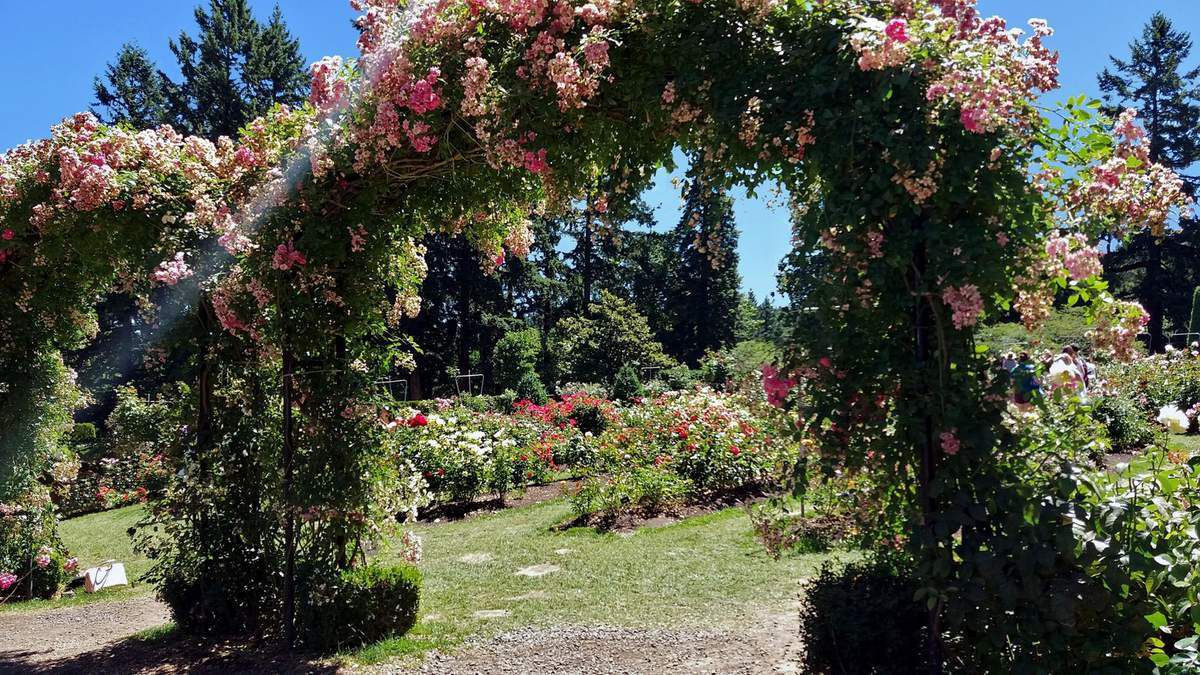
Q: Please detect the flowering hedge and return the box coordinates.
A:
[571,388,798,519]
[380,405,577,507]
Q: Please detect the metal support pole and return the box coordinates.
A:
[281,347,297,649]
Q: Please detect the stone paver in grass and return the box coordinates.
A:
[472,609,511,619]
[514,564,560,577]
[458,552,494,564]
[553,548,573,556]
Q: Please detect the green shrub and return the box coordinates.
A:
[69,422,97,443]
[611,364,643,401]
[550,291,674,385]
[515,371,549,405]
[660,364,696,391]
[493,389,518,414]
[493,327,541,392]
[1093,395,1155,453]
[570,467,692,521]
[799,557,930,674]
[299,563,421,652]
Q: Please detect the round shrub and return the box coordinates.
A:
[611,364,643,401]
[299,563,421,652]
[1093,395,1154,453]
[799,557,930,674]
[515,371,548,405]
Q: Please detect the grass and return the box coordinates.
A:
[13,495,838,667]
[0,504,153,614]
[1167,433,1200,455]
[345,498,839,664]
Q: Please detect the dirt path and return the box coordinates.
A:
[0,593,170,668]
[2,597,801,674]
[379,605,803,675]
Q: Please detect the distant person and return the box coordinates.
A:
[1050,346,1087,398]
[1013,352,1041,407]
[1000,352,1017,372]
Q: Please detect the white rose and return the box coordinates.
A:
[1157,404,1189,434]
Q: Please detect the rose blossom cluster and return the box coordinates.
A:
[1068,109,1191,238]
[1088,299,1149,362]
[941,284,984,329]
[272,241,308,271]
[851,17,915,71]
[151,252,195,286]
[924,12,1059,135]
[310,56,352,116]
[760,364,797,407]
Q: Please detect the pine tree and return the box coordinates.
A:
[664,174,743,364]
[94,1,307,139]
[169,0,308,138]
[1099,12,1200,352]
[92,43,172,128]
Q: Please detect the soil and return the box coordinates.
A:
[2,600,803,675]
[418,478,582,523]
[382,604,804,675]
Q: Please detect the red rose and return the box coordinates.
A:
[409,413,428,427]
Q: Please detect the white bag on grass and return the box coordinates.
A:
[83,560,128,593]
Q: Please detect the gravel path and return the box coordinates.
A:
[0,593,170,667]
[381,605,803,675]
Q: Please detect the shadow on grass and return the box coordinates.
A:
[0,624,340,675]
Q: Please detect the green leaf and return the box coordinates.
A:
[1145,611,1168,630]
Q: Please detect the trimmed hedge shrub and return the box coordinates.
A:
[300,563,421,652]
[1093,395,1155,453]
[799,557,930,674]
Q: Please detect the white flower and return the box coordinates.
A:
[1157,404,1189,434]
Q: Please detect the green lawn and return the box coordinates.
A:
[14,498,838,665]
[1168,433,1200,455]
[353,499,839,663]
[0,504,153,614]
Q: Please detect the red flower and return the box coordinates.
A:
[730,445,741,456]
[409,413,428,427]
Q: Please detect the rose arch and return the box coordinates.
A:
[0,0,1189,667]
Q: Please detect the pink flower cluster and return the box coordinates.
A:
[925,16,1059,134]
[851,16,915,71]
[151,252,194,286]
[940,429,960,455]
[1045,233,1102,281]
[941,284,984,329]
[1088,299,1149,362]
[1069,109,1191,237]
[0,571,15,591]
[310,56,352,116]
[272,240,307,271]
[760,364,796,407]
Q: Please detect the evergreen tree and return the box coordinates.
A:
[92,43,172,128]
[1099,12,1200,351]
[664,175,742,364]
[168,0,308,138]
[93,0,307,139]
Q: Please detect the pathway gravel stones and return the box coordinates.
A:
[0,593,170,665]
[388,613,804,675]
[514,564,559,577]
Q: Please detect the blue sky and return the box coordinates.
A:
[1,1,1197,301]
